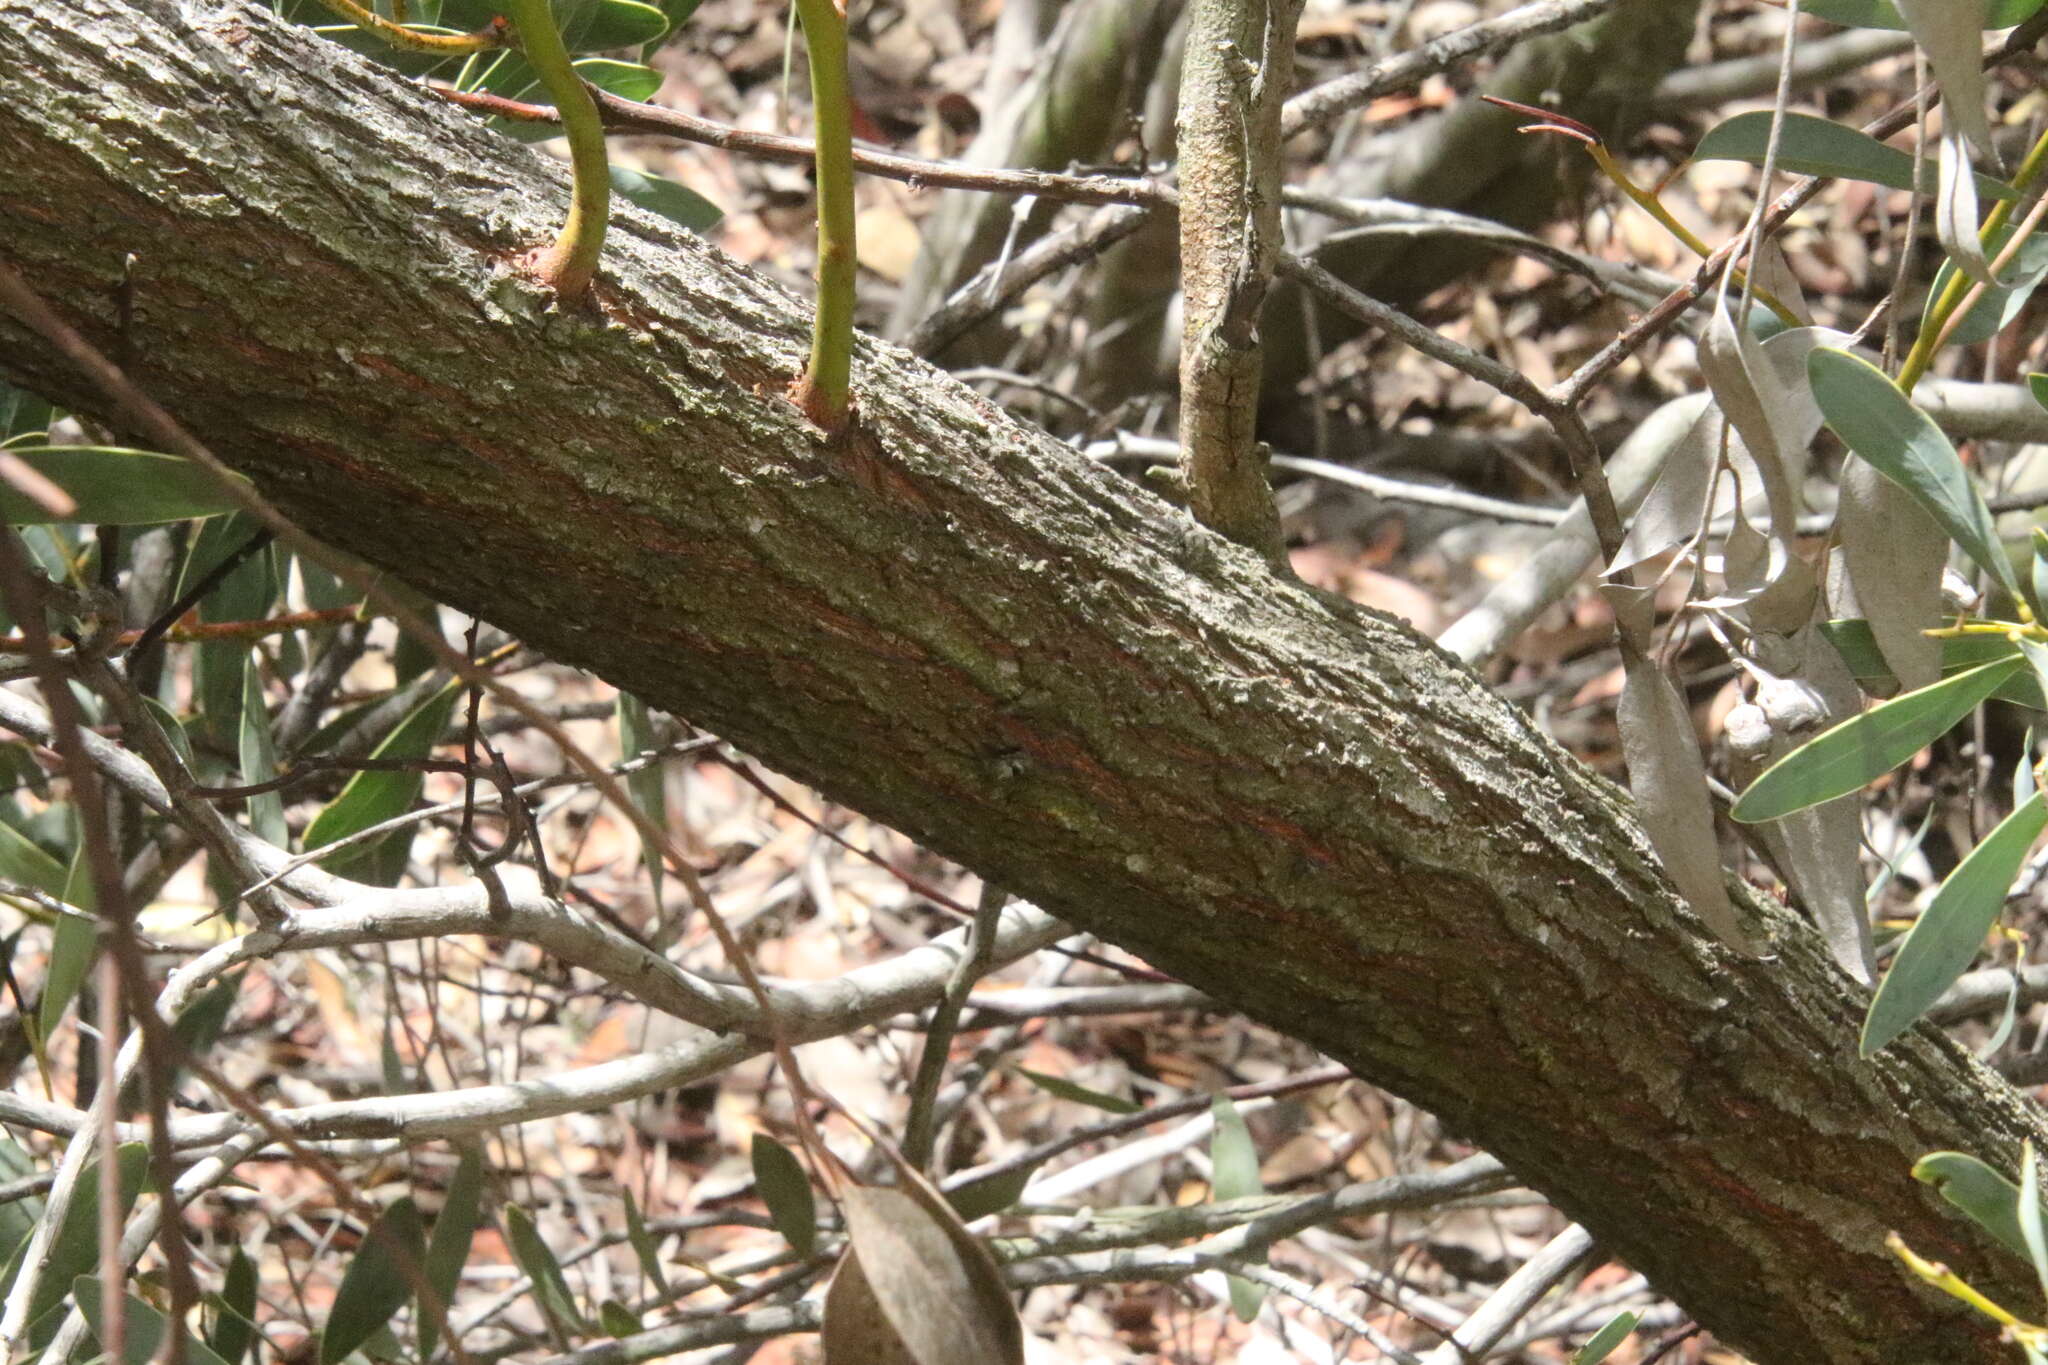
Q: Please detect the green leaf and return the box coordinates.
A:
[1818,619,2041,706]
[419,1145,484,1361]
[1695,112,2018,200]
[1923,224,2048,347]
[505,1204,591,1338]
[28,1144,148,1349]
[321,1196,426,1365]
[943,1160,1043,1222]
[121,969,241,1115]
[2032,374,2048,413]
[621,1187,669,1297]
[1863,791,2048,1054]
[1733,655,2026,822]
[0,448,249,524]
[301,683,461,873]
[209,1247,260,1365]
[182,515,277,757]
[1014,1066,1140,1114]
[1209,1096,1264,1323]
[574,57,660,101]
[2024,1142,2048,1304]
[564,0,669,48]
[1810,347,2022,600]
[0,381,54,443]
[1572,1310,1641,1365]
[76,1276,234,1365]
[750,1133,816,1258]
[0,811,67,899]
[239,656,287,848]
[1915,1151,2040,1257]
[598,1300,640,1337]
[609,165,722,232]
[616,692,665,902]
[1805,0,2044,27]
[39,842,96,1040]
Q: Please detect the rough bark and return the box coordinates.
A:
[2,3,2044,1359]
[1175,0,1296,563]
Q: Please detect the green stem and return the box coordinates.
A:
[1900,121,2048,391]
[1588,144,1800,328]
[310,0,505,56]
[502,0,609,300]
[789,0,857,433]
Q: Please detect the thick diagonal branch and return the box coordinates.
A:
[1,4,2043,1360]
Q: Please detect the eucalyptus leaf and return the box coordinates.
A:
[832,1184,1024,1365]
[1862,791,2047,1055]
[1914,1150,2039,1257]
[320,1196,426,1365]
[0,448,249,525]
[301,683,461,873]
[616,692,665,903]
[1210,1096,1265,1322]
[750,1133,816,1258]
[1014,1066,1140,1114]
[1895,0,1996,159]
[1804,0,2043,26]
[610,164,723,232]
[621,1187,670,1296]
[1810,347,2021,600]
[38,843,95,1041]
[76,1276,233,1365]
[506,1204,591,1338]
[1619,655,1754,951]
[27,1144,148,1349]
[1695,112,2016,200]
[419,1144,484,1361]
[209,1247,260,1365]
[1571,1310,1642,1365]
[1736,656,2025,821]
[944,1160,1043,1222]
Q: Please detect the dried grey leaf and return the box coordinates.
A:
[1618,652,1758,955]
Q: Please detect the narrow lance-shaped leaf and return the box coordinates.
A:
[1810,347,2021,601]
[1572,1310,1642,1365]
[1934,124,1998,287]
[616,691,664,903]
[418,1144,484,1362]
[1895,0,1995,160]
[1694,112,2016,199]
[621,1186,670,1298]
[1862,789,2047,1055]
[1804,0,2043,27]
[1014,1065,1140,1114]
[1618,654,1757,952]
[0,448,250,524]
[1210,1095,1266,1323]
[1735,655,2025,821]
[301,682,462,870]
[76,1277,233,1365]
[943,1158,1044,1223]
[208,1246,259,1365]
[38,841,95,1042]
[26,1144,149,1349]
[750,1133,816,1258]
[1914,1150,2043,1258]
[505,1204,591,1339]
[320,1196,427,1365]
[2023,1141,2048,1305]
[238,654,287,848]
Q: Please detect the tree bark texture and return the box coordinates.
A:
[1174,0,1297,564]
[1,4,2043,1359]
